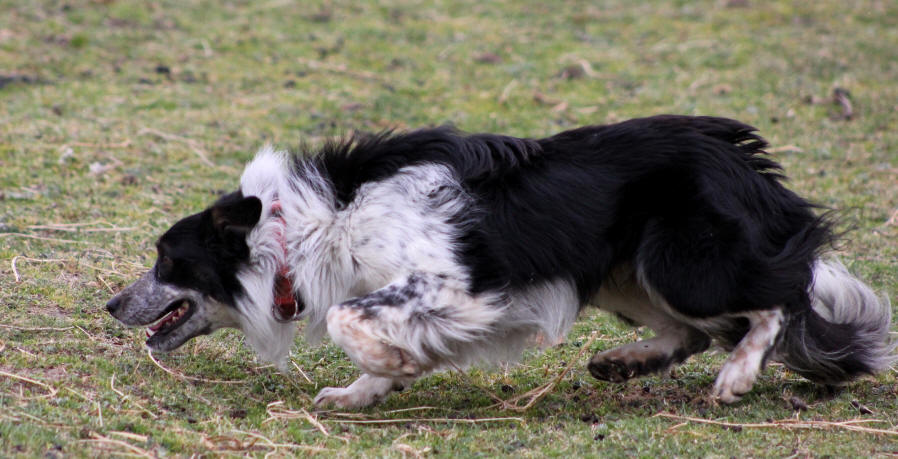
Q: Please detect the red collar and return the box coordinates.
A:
[271,201,301,322]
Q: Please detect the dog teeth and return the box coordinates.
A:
[146,301,191,337]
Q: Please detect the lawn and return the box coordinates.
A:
[1,0,896,456]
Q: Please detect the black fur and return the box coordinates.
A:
[780,308,886,384]
[303,115,892,384]
[344,274,428,320]
[311,115,831,315]
[589,331,711,383]
[156,191,261,306]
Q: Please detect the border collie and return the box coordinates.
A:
[106,115,894,408]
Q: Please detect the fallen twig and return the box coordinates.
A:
[266,401,331,436]
[302,408,330,437]
[297,56,393,89]
[205,430,328,455]
[0,369,58,398]
[11,255,20,282]
[110,373,158,419]
[66,139,132,149]
[109,431,149,443]
[885,209,898,227]
[8,410,69,428]
[321,416,525,425]
[291,359,314,385]
[10,256,67,283]
[138,127,215,167]
[79,433,153,458]
[10,255,132,284]
[26,220,113,230]
[27,224,137,233]
[575,59,598,78]
[767,145,804,154]
[655,412,898,436]
[146,349,246,385]
[393,441,430,459]
[383,406,439,415]
[498,79,518,104]
[0,233,88,244]
[97,274,116,294]
[487,331,599,411]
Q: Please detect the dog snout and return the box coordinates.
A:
[106,295,123,315]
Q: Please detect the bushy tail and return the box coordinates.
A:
[776,259,895,385]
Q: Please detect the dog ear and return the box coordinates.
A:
[211,195,263,237]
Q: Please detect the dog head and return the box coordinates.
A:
[106,192,263,352]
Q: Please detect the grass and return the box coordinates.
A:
[1,0,897,456]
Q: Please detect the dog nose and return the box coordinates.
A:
[106,296,122,314]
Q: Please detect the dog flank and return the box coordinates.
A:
[107,115,895,408]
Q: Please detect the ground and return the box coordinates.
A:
[1,0,897,456]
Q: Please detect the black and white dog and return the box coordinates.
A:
[107,115,894,408]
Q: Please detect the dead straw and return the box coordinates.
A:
[110,373,159,419]
[0,324,74,332]
[321,416,525,425]
[146,349,246,385]
[0,369,58,398]
[655,412,898,437]
[138,127,216,167]
[78,433,153,458]
[1,233,89,244]
[482,331,599,411]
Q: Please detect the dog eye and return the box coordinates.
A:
[157,256,174,279]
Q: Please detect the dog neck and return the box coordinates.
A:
[240,152,356,345]
[270,200,301,322]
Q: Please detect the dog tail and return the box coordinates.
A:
[776,259,895,385]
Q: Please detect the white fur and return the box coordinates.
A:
[810,259,891,327]
[281,161,354,344]
[805,258,896,373]
[313,374,403,408]
[237,149,586,399]
[235,147,296,366]
[713,309,784,403]
[488,279,581,359]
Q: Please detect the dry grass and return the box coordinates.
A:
[1,0,896,456]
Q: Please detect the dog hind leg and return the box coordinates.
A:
[589,279,710,382]
[588,325,710,383]
[712,308,784,403]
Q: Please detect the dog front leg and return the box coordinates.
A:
[314,373,411,409]
[314,272,499,408]
[314,275,430,409]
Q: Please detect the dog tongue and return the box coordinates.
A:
[149,315,173,332]
[147,302,187,335]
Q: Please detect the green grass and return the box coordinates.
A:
[2,0,897,456]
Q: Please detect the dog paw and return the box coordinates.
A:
[314,386,371,409]
[587,357,634,383]
[713,364,755,404]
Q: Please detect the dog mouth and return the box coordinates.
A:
[145,299,195,340]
